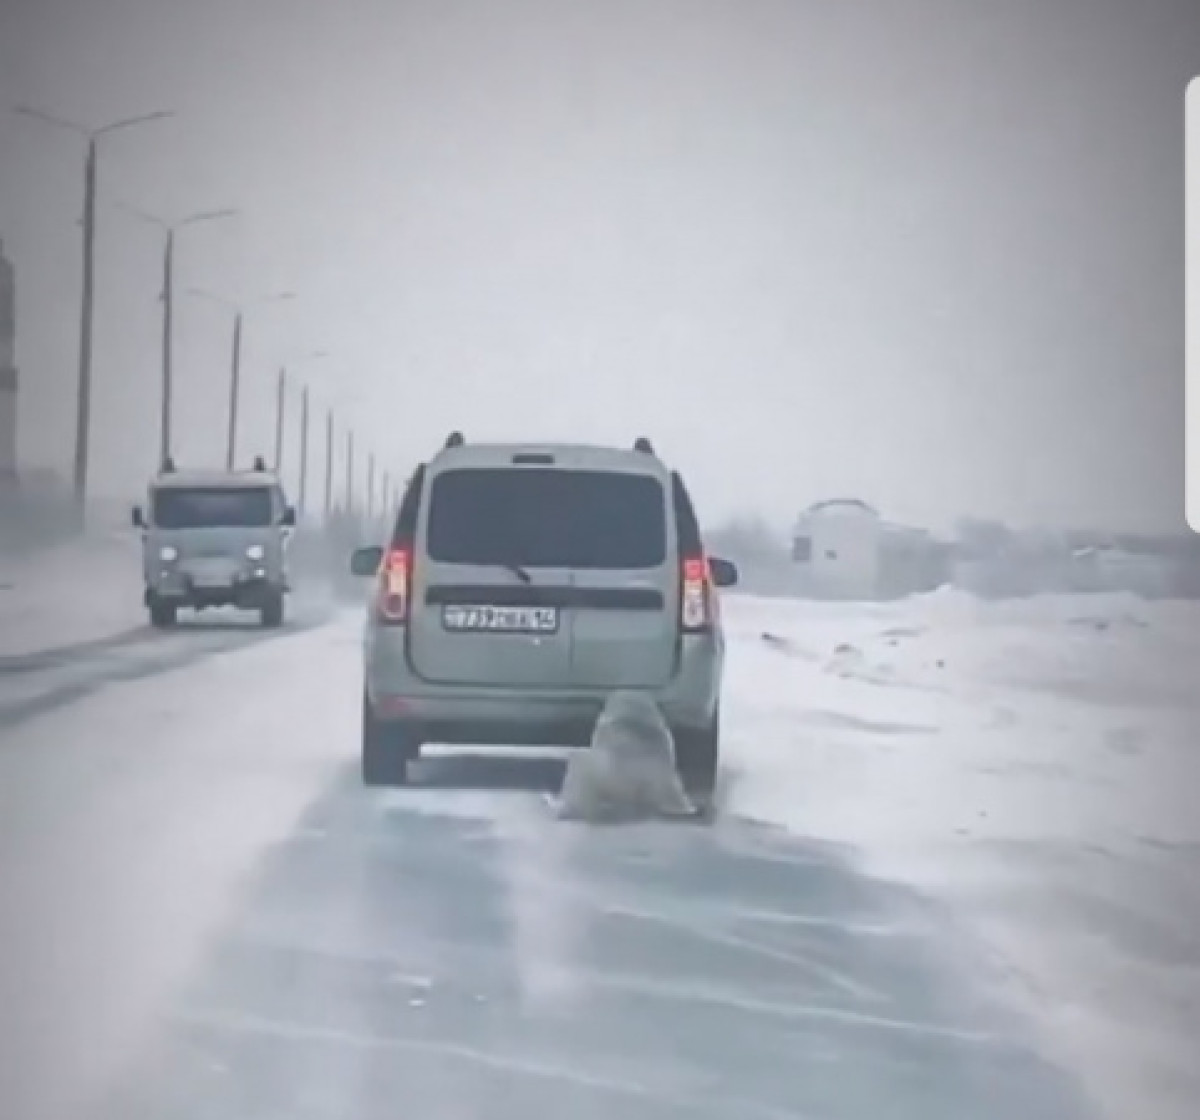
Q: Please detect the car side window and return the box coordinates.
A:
[392,464,426,545]
[671,471,703,556]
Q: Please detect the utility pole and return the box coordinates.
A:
[324,407,335,521]
[366,452,376,522]
[114,204,236,472]
[13,105,173,521]
[273,366,286,471]
[225,311,243,470]
[159,227,174,467]
[74,138,97,511]
[345,429,355,515]
[159,213,237,469]
[298,385,310,521]
[189,288,293,471]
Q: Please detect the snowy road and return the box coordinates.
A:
[1,593,1197,1120]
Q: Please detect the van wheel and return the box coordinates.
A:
[149,601,178,629]
[361,692,415,787]
[260,593,285,629]
[675,710,720,805]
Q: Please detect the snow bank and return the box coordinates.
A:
[0,614,356,1120]
[721,589,1200,1120]
[0,532,145,657]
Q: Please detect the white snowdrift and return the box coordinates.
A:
[0,532,145,657]
[722,589,1200,1120]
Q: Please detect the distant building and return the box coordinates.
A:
[0,238,16,482]
[876,523,954,598]
[792,499,882,599]
[792,499,953,600]
[1070,544,1175,597]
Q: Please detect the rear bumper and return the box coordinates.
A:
[365,629,722,743]
[372,704,602,749]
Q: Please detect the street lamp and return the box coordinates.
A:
[319,385,368,527]
[274,348,327,471]
[366,451,379,523]
[188,288,295,470]
[328,388,366,518]
[117,203,237,468]
[277,350,329,520]
[324,405,336,523]
[13,103,174,517]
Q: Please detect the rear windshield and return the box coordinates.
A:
[152,487,275,529]
[426,468,667,569]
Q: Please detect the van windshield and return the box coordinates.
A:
[426,468,667,569]
[152,487,275,529]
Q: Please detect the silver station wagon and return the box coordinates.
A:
[350,434,739,795]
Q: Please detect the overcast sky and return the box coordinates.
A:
[0,0,1195,533]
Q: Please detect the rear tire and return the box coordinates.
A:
[149,601,178,629]
[675,709,720,806]
[361,692,417,787]
[260,592,285,629]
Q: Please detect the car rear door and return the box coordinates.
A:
[562,465,679,690]
[407,464,575,688]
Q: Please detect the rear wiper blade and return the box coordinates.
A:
[504,564,533,584]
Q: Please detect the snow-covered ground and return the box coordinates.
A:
[722,589,1200,1120]
[3,580,1197,1119]
[0,620,359,1120]
[0,532,146,657]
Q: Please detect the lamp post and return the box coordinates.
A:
[117,203,237,468]
[366,451,376,522]
[13,104,174,517]
[324,406,335,522]
[282,351,328,521]
[273,366,286,472]
[189,289,296,469]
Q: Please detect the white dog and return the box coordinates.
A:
[555,690,697,823]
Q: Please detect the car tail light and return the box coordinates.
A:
[376,545,412,625]
[680,555,712,633]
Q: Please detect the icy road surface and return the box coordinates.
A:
[0,591,1197,1120]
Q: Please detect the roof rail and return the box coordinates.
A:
[633,437,655,454]
[444,431,465,449]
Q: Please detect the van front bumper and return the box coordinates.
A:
[146,572,284,609]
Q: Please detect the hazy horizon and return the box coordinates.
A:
[1,0,1196,536]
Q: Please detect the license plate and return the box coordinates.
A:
[189,561,234,588]
[441,605,559,634]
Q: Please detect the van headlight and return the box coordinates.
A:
[246,545,266,561]
[159,546,179,562]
